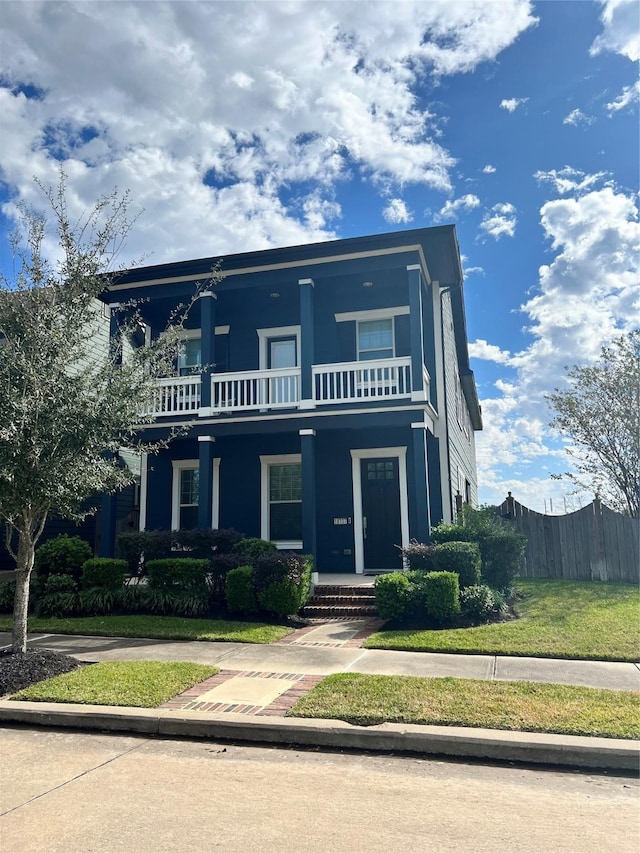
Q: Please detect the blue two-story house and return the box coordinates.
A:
[101,226,482,574]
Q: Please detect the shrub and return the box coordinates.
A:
[118,584,147,615]
[460,584,496,625]
[207,553,246,606]
[254,552,313,617]
[117,530,172,575]
[34,535,93,582]
[422,571,460,624]
[172,527,244,558]
[225,566,257,614]
[431,542,481,588]
[430,506,526,591]
[0,581,16,614]
[374,573,412,621]
[399,541,436,571]
[81,559,127,591]
[233,537,277,563]
[146,558,209,595]
[34,574,79,617]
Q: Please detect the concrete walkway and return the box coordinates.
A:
[1,629,638,772]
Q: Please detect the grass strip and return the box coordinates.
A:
[289,673,640,739]
[364,579,640,661]
[12,660,218,707]
[0,615,292,645]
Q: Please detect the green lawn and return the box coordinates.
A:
[0,615,292,645]
[12,660,218,707]
[364,579,640,661]
[289,672,640,739]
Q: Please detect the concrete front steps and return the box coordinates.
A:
[301,584,377,619]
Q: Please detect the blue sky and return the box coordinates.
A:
[1,0,638,512]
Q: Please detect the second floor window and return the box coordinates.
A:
[179,336,201,375]
[358,319,394,361]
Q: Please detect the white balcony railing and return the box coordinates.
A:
[312,356,412,405]
[144,376,201,417]
[211,366,300,412]
[145,357,418,417]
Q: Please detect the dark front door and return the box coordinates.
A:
[361,457,402,571]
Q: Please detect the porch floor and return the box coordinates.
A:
[315,573,375,587]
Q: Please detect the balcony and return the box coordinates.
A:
[143,357,424,417]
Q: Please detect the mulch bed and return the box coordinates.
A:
[0,649,83,697]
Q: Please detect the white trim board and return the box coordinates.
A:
[335,306,409,323]
[350,446,409,574]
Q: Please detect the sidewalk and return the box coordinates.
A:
[1,626,638,772]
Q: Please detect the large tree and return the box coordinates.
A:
[546,330,640,518]
[0,174,213,652]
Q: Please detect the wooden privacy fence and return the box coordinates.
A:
[499,493,639,584]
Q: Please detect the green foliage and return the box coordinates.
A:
[146,558,209,595]
[399,541,436,571]
[422,572,460,624]
[431,541,481,588]
[81,558,127,591]
[232,537,277,563]
[118,529,245,575]
[34,573,80,617]
[225,566,257,615]
[546,330,640,518]
[431,506,525,591]
[117,530,172,574]
[374,573,412,621]
[253,552,313,617]
[207,553,246,606]
[460,584,497,625]
[0,581,16,614]
[79,586,120,616]
[117,585,147,615]
[34,535,93,582]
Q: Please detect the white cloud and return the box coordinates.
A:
[563,108,595,127]
[500,97,528,112]
[436,193,480,220]
[482,164,496,173]
[468,339,512,363]
[463,265,485,276]
[479,202,517,239]
[534,167,609,195]
[606,80,640,112]
[382,198,413,224]
[0,1,538,263]
[476,177,640,505]
[591,0,639,61]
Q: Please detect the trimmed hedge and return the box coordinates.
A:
[34,535,93,582]
[431,542,481,588]
[146,558,209,595]
[422,571,461,624]
[81,559,127,591]
[225,566,257,615]
[117,528,243,574]
[233,537,277,563]
[254,552,313,618]
[374,573,411,621]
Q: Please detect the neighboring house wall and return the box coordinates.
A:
[441,289,479,515]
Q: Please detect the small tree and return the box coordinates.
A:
[546,331,640,518]
[0,172,218,651]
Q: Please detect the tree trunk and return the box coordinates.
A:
[12,527,36,654]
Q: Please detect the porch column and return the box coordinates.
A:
[407,265,427,402]
[299,429,317,563]
[410,423,431,543]
[199,291,217,413]
[298,278,315,408]
[197,436,215,528]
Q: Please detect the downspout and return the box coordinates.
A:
[438,281,462,524]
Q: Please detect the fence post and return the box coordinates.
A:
[591,496,607,581]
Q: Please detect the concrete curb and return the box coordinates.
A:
[0,700,637,772]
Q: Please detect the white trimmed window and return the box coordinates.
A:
[171,460,199,530]
[178,329,201,376]
[260,454,302,548]
[357,318,395,361]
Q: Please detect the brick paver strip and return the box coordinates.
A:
[161,670,324,717]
